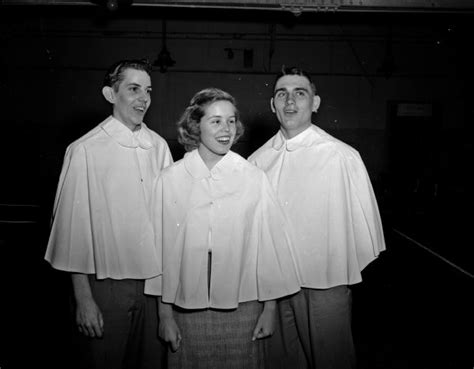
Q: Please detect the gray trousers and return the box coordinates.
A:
[265,286,356,369]
[74,277,165,369]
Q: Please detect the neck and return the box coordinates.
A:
[281,123,311,139]
[123,122,141,132]
[113,115,141,132]
[198,145,226,170]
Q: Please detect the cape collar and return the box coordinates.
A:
[272,124,321,152]
[184,149,241,180]
[101,116,153,149]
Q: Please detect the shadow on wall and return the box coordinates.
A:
[239,111,279,158]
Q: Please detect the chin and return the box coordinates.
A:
[216,148,230,155]
[282,118,296,125]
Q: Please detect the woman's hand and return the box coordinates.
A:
[158,299,182,351]
[252,300,276,341]
[159,316,182,352]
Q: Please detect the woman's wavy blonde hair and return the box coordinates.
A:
[177,88,245,152]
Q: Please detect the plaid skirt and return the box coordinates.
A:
[168,301,265,369]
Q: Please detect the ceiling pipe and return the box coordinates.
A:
[1,0,474,14]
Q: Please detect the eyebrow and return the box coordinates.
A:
[274,87,310,94]
[208,114,236,118]
[126,82,152,89]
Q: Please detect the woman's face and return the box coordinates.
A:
[198,100,237,166]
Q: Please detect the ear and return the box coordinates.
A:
[270,97,276,113]
[312,95,321,113]
[102,86,116,104]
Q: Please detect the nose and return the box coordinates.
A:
[138,91,150,103]
[285,93,295,104]
[222,121,231,132]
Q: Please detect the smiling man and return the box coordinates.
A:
[45,59,172,369]
[249,67,386,369]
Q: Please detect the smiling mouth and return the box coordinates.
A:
[134,106,147,114]
[216,136,232,145]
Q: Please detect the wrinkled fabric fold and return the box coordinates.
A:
[249,125,385,288]
[144,150,300,309]
[45,116,173,279]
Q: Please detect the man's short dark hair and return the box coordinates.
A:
[103,59,152,91]
[273,66,317,95]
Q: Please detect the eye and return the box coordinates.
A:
[211,119,221,125]
[275,91,287,99]
[295,90,307,98]
[228,118,236,125]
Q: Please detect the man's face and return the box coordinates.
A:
[110,68,152,131]
[271,74,320,139]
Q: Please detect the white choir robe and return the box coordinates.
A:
[145,149,301,309]
[45,116,173,279]
[249,124,386,288]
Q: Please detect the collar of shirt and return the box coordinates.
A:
[272,125,321,152]
[184,149,242,181]
[101,116,154,149]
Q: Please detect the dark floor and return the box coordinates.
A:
[352,225,473,369]
[1,213,473,369]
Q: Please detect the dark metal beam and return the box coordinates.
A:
[2,0,474,13]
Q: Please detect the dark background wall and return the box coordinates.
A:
[0,3,473,368]
[2,6,473,214]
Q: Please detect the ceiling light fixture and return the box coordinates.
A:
[153,20,176,73]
